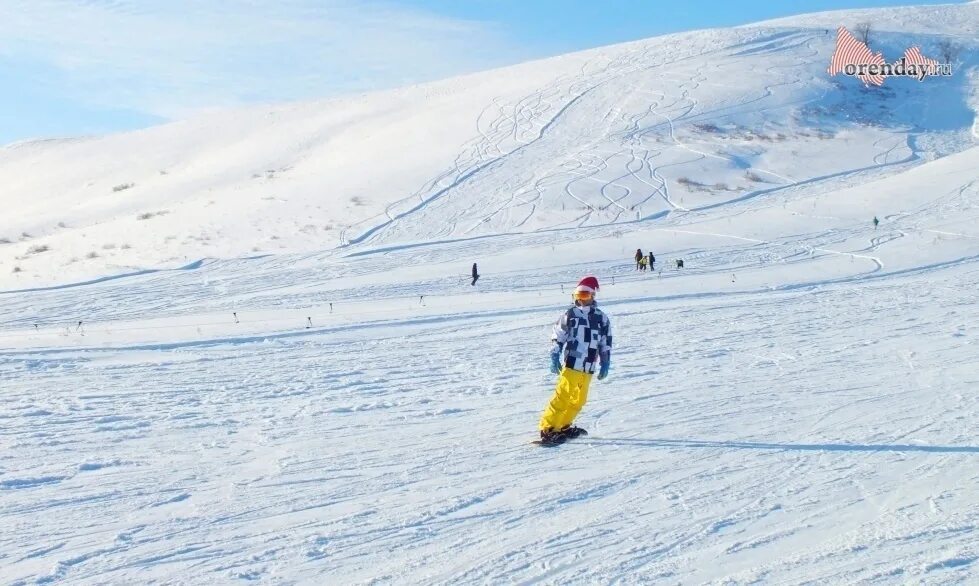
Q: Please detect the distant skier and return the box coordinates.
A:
[648,251,655,270]
[471,263,480,286]
[676,258,684,269]
[538,276,612,445]
[638,257,648,272]
[873,216,879,230]
[634,248,643,271]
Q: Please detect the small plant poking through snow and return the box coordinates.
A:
[678,177,737,192]
[936,39,961,64]
[86,251,99,259]
[678,177,712,191]
[113,183,135,192]
[693,123,723,133]
[0,237,11,244]
[855,22,873,45]
[137,210,170,221]
[12,266,22,273]
[26,244,50,255]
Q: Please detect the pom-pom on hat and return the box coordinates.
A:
[575,275,600,294]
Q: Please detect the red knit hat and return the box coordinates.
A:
[575,276,600,294]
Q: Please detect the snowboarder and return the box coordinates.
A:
[538,276,612,445]
[634,249,643,271]
[676,258,684,269]
[471,263,480,286]
[648,251,655,270]
[873,216,879,230]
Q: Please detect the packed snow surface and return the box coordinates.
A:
[2,3,979,584]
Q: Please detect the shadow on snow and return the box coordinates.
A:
[582,437,979,454]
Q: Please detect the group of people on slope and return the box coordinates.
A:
[635,248,685,271]
[634,248,655,272]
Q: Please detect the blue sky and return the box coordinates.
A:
[0,0,964,144]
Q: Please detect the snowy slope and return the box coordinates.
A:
[2,3,979,585]
[2,3,977,288]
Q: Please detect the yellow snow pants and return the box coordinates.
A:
[539,368,593,431]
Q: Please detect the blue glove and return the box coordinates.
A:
[597,360,610,380]
[549,352,561,374]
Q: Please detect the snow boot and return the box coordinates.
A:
[561,425,588,439]
[539,429,566,445]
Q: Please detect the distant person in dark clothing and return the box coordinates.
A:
[648,252,655,270]
[634,249,643,271]
[676,258,684,269]
[873,216,879,230]
[471,263,480,286]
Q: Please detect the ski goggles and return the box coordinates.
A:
[572,290,594,302]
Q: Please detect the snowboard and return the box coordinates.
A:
[531,438,565,447]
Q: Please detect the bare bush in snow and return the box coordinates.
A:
[937,39,961,64]
[137,210,170,220]
[854,22,872,45]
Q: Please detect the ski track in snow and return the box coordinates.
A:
[3,231,979,583]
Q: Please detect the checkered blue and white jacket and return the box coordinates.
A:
[552,303,612,373]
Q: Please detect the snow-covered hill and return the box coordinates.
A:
[2,3,977,289]
[2,3,979,584]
